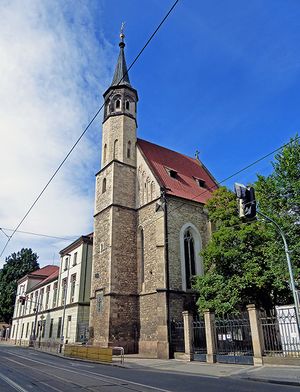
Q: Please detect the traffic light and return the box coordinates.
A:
[234,183,257,220]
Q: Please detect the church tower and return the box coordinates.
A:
[89,30,139,352]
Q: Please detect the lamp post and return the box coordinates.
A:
[59,253,71,353]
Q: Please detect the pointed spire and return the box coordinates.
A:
[111,23,131,87]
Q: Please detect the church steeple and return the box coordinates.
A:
[103,26,138,125]
[111,28,131,87]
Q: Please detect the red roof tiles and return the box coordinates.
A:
[30,265,58,277]
[137,139,217,204]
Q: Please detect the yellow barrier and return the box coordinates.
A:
[64,345,112,363]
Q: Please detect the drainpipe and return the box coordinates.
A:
[162,189,171,358]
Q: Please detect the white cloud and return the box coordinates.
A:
[0,0,113,267]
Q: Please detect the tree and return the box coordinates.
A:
[256,135,300,285]
[194,187,291,314]
[0,248,39,323]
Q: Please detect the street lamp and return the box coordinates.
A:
[59,253,71,353]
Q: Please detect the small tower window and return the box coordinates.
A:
[125,100,130,110]
[127,141,131,158]
[102,178,107,193]
[103,144,107,164]
[114,139,119,159]
[115,99,121,109]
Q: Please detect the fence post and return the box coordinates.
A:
[182,311,193,361]
[204,309,216,363]
[247,304,263,366]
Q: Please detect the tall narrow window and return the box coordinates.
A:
[184,229,196,289]
[102,178,107,193]
[49,319,53,338]
[113,139,119,159]
[127,141,131,158]
[125,100,130,110]
[61,278,67,305]
[45,286,50,309]
[115,99,120,109]
[103,144,107,163]
[70,274,76,303]
[57,317,62,338]
[137,228,145,290]
[53,282,58,307]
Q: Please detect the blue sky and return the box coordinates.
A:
[0,0,299,267]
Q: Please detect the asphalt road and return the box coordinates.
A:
[0,346,298,392]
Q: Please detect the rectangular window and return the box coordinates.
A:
[96,291,104,314]
[70,274,76,303]
[25,323,29,338]
[45,285,50,309]
[12,325,15,339]
[49,319,53,338]
[64,257,69,271]
[37,321,41,338]
[31,321,34,337]
[73,252,77,266]
[61,278,67,305]
[21,323,24,339]
[42,320,46,338]
[40,289,44,310]
[57,317,62,338]
[29,293,33,313]
[53,282,58,307]
[66,315,71,338]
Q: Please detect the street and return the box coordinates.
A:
[0,346,298,391]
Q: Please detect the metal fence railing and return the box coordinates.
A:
[260,306,300,357]
[170,319,184,353]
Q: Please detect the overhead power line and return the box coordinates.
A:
[0,227,76,242]
[0,0,180,259]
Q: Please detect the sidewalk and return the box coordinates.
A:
[123,356,300,387]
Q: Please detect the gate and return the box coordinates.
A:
[215,312,253,364]
[193,317,207,361]
[170,319,184,355]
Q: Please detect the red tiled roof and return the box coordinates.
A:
[137,139,217,204]
[30,265,58,277]
[27,265,59,292]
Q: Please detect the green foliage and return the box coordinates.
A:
[0,248,39,323]
[194,186,292,314]
[256,134,300,284]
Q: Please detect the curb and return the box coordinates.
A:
[242,376,300,387]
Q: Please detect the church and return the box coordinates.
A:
[88,30,218,359]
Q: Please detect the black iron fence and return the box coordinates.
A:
[260,307,300,357]
[215,312,253,364]
[170,319,184,353]
[193,317,206,361]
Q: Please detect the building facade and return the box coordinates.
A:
[89,33,217,358]
[11,234,93,346]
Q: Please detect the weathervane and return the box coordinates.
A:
[195,150,200,160]
[120,22,126,42]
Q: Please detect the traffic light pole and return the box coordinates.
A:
[257,210,300,332]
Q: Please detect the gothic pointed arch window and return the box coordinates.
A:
[127,140,131,159]
[113,139,119,159]
[180,223,203,291]
[115,99,121,109]
[184,230,196,289]
[137,227,145,291]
